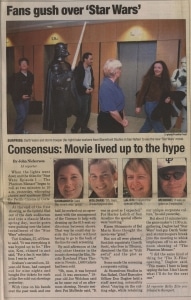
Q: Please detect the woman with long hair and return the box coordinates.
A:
[123,158,152,198]
[54,159,83,199]
[136,60,171,132]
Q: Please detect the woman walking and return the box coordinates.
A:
[98,59,128,133]
[136,60,171,133]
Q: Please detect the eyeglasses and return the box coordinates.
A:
[159,171,185,181]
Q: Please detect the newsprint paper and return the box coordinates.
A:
[0,0,191,299]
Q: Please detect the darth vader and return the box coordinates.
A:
[43,43,78,133]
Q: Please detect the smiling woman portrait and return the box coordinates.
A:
[123,158,152,198]
[54,159,83,199]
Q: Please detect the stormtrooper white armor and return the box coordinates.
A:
[170,57,187,132]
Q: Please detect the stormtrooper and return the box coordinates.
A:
[170,56,187,132]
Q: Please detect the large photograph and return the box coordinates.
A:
[2,1,190,299]
[6,19,186,134]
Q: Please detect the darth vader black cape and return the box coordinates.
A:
[43,63,79,131]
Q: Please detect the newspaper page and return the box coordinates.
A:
[1,0,190,299]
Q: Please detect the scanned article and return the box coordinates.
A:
[0,0,191,299]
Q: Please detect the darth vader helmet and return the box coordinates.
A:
[54,43,70,60]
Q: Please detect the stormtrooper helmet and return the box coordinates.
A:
[180,56,186,71]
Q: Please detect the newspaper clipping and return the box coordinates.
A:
[1,0,190,299]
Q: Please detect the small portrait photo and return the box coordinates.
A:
[88,158,118,198]
[157,158,187,198]
[54,159,83,199]
[123,158,152,198]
